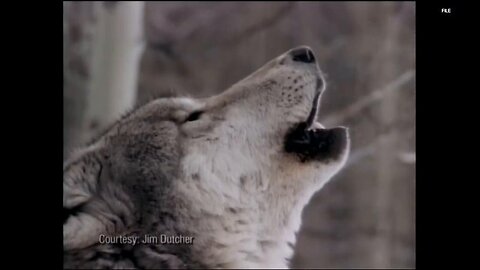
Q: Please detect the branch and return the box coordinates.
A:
[323,70,415,126]
[342,127,415,170]
[345,132,395,169]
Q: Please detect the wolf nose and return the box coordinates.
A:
[290,47,316,64]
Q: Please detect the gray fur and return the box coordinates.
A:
[63,46,350,269]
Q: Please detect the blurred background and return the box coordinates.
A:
[63,1,415,268]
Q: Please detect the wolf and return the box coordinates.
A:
[63,46,350,269]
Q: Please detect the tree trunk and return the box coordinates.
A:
[84,1,145,141]
[63,2,96,157]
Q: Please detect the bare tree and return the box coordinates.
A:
[64,1,145,154]
[63,2,96,157]
[84,1,145,140]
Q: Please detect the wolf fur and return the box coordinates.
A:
[63,46,350,269]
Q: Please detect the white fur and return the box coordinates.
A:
[171,54,350,266]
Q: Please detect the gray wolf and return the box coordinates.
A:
[63,46,350,268]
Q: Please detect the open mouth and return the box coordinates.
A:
[284,76,348,162]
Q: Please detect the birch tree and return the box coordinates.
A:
[63,2,96,157]
[84,1,145,140]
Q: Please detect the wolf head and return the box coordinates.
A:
[63,46,349,268]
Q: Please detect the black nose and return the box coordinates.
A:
[291,47,316,63]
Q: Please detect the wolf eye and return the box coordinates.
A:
[185,111,203,122]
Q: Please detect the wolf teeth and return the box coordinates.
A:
[308,122,325,131]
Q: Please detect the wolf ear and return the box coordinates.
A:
[64,147,136,250]
[63,154,102,210]
[63,152,105,250]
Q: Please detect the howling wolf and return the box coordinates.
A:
[63,46,350,269]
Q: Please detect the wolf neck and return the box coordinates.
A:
[174,173,315,269]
